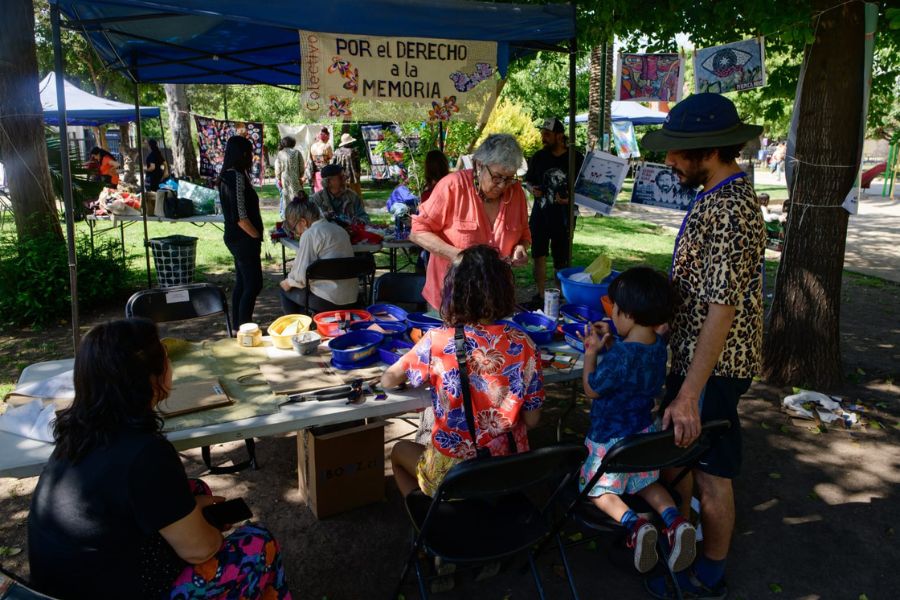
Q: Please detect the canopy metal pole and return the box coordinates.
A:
[566,32,577,270]
[223,85,229,120]
[438,121,444,152]
[51,4,81,354]
[134,81,152,288]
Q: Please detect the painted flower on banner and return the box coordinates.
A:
[328,56,353,77]
[327,96,352,117]
[449,62,494,92]
[428,96,459,122]
[343,68,359,94]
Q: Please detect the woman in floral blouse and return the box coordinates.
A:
[382,245,543,497]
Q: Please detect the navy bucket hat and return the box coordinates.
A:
[641,93,763,151]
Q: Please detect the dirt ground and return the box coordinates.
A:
[1,257,898,599]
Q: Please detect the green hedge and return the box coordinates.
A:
[0,232,130,328]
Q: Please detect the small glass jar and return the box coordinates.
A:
[237,322,262,347]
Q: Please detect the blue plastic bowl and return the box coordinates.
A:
[378,338,415,365]
[366,303,409,325]
[328,330,384,364]
[512,312,557,346]
[407,312,443,331]
[561,322,588,353]
[557,267,621,312]
[560,303,605,325]
[348,320,408,340]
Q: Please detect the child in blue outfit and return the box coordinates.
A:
[580,267,696,574]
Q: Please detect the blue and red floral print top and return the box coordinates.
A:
[397,324,545,459]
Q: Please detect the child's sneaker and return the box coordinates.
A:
[663,515,697,572]
[626,518,659,573]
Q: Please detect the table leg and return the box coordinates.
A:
[88,219,95,255]
[119,221,126,264]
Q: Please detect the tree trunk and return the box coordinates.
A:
[762,0,865,389]
[118,122,139,189]
[587,46,602,150]
[164,83,199,179]
[0,0,62,240]
[587,44,614,152]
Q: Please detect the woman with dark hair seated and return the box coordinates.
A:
[27,319,292,599]
[278,193,359,314]
[382,245,544,497]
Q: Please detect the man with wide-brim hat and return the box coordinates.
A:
[332,133,362,197]
[642,93,766,600]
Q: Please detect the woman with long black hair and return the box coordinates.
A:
[219,135,264,327]
[27,319,292,599]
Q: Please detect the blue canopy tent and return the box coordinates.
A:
[47,0,577,350]
[567,101,669,126]
[39,73,159,126]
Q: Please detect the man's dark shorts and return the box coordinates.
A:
[530,208,573,266]
[662,373,751,479]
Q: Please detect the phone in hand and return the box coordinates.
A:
[202,498,252,530]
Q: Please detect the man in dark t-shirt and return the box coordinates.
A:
[524,117,584,301]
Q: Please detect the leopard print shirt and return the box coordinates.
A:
[670,174,766,379]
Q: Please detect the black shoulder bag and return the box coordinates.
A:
[453,325,517,459]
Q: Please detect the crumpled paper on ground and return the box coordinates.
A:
[782,390,859,426]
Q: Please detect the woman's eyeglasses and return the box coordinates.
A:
[483,164,519,186]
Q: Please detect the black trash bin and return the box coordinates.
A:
[148,235,198,288]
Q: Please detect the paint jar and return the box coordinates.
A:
[237,323,262,347]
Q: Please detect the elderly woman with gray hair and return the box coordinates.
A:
[410,134,531,311]
[278,193,358,314]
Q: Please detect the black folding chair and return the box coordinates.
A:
[125,283,258,474]
[372,272,427,312]
[539,420,731,600]
[1,566,63,599]
[395,443,588,600]
[304,256,376,315]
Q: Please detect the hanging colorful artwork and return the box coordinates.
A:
[193,115,264,185]
[611,121,640,159]
[694,38,766,94]
[630,163,696,211]
[573,151,629,216]
[298,31,496,122]
[616,53,684,102]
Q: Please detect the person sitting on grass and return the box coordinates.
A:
[383,244,543,498]
[579,267,697,574]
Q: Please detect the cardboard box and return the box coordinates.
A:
[296,420,386,519]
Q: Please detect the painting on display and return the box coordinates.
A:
[611,121,640,158]
[616,53,684,102]
[630,162,696,211]
[194,116,264,185]
[694,37,766,94]
[573,151,629,216]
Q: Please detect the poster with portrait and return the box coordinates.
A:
[573,151,629,216]
[194,116,264,185]
[616,53,684,103]
[630,162,696,211]
[694,37,766,94]
[611,121,640,158]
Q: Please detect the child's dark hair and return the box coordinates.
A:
[440,245,515,325]
[757,192,770,206]
[607,266,676,327]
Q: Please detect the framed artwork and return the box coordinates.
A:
[616,53,684,102]
[694,38,766,93]
[573,151,629,216]
[630,162,696,211]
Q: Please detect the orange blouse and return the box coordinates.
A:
[411,169,531,309]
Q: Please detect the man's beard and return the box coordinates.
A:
[673,162,708,189]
